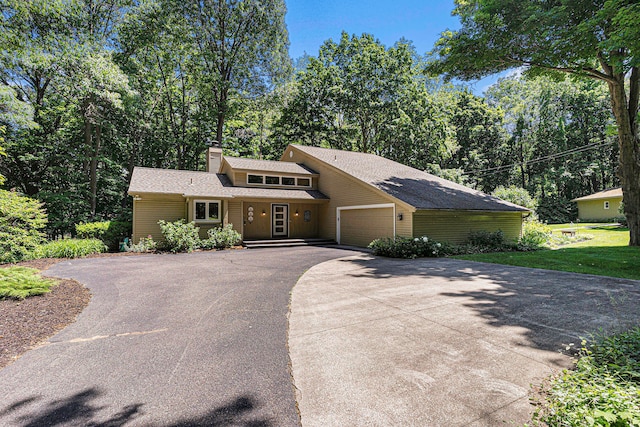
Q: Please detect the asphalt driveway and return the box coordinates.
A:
[0,246,356,427]
[289,254,640,426]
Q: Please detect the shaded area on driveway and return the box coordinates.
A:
[289,255,640,427]
[0,246,357,427]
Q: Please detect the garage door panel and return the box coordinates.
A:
[340,207,394,247]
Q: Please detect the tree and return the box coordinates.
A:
[428,0,640,245]
[168,0,291,146]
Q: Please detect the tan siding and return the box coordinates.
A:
[242,201,272,239]
[228,200,243,236]
[133,195,186,243]
[235,172,247,186]
[395,209,413,238]
[577,198,623,220]
[286,150,413,240]
[340,208,394,247]
[413,211,523,244]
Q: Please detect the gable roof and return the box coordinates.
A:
[223,156,317,175]
[128,167,327,201]
[288,144,528,212]
[572,187,623,202]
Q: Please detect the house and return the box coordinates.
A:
[572,187,623,221]
[128,144,529,247]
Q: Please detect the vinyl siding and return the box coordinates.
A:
[228,200,243,236]
[133,195,186,243]
[340,207,394,247]
[413,211,523,244]
[286,149,413,240]
[577,198,623,220]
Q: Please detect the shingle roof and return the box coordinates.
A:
[289,145,528,212]
[128,167,327,201]
[572,187,623,202]
[223,156,317,175]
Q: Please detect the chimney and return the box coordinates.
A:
[206,147,223,173]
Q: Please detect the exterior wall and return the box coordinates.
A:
[242,201,272,239]
[340,207,395,247]
[228,200,243,236]
[186,198,230,239]
[285,149,414,241]
[577,198,623,220]
[132,194,186,243]
[413,211,523,244]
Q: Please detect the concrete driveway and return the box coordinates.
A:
[0,246,356,427]
[289,254,640,426]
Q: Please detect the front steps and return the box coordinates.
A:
[243,238,337,249]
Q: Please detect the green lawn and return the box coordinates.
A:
[454,224,640,280]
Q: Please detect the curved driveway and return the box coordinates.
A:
[0,246,356,427]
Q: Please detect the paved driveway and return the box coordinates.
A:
[0,246,356,427]
[289,255,640,426]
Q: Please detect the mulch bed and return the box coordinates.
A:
[0,258,93,369]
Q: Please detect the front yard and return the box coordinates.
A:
[454,223,640,280]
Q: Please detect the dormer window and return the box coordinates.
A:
[282,177,295,186]
[247,174,263,184]
[265,176,280,185]
[297,178,311,187]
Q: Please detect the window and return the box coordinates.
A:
[265,176,280,185]
[194,200,221,222]
[282,177,295,186]
[247,174,263,184]
[297,178,311,187]
[604,201,610,210]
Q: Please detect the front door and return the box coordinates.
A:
[272,204,289,238]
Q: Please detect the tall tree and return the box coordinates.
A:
[168,0,291,146]
[428,0,640,245]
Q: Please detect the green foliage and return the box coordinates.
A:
[518,220,551,250]
[0,190,47,264]
[157,219,200,253]
[32,239,106,259]
[492,186,537,212]
[0,267,55,300]
[127,236,157,253]
[201,224,242,250]
[467,230,509,249]
[368,236,449,259]
[533,328,640,427]
[76,221,131,252]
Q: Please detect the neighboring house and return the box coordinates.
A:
[572,187,623,221]
[128,144,529,247]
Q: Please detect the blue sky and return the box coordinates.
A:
[285,0,502,95]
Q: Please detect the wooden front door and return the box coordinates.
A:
[272,204,289,237]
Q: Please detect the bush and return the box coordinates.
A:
[158,219,200,253]
[0,267,55,299]
[201,224,242,250]
[32,238,107,259]
[369,236,448,259]
[533,328,640,427]
[467,230,512,249]
[76,220,132,252]
[492,185,538,213]
[127,236,157,253]
[518,220,551,250]
[0,190,47,264]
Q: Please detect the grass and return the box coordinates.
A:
[0,267,55,299]
[454,224,640,280]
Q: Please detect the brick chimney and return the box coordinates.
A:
[206,147,223,173]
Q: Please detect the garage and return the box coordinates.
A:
[337,204,395,247]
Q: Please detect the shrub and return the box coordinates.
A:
[0,190,47,264]
[467,230,508,248]
[0,267,55,299]
[533,328,640,427]
[76,220,132,252]
[201,224,242,250]
[158,219,200,253]
[518,220,551,250]
[492,186,538,213]
[32,238,107,259]
[127,236,157,253]
[369,236,448,259]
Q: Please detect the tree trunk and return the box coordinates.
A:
[607,76,640,246]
